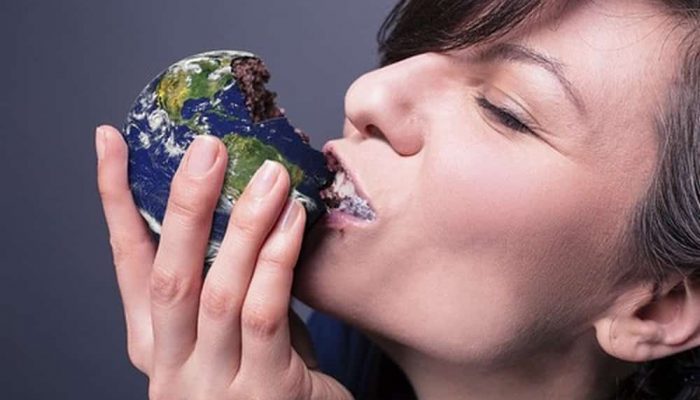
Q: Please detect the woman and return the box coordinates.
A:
[96,0,700,399]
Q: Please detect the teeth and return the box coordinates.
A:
[322,170,376,221]
[334,171,359,198]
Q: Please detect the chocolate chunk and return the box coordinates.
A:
[231,57,284,123]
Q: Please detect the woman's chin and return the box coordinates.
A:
[292,219,359,314]
[292,208,384,315]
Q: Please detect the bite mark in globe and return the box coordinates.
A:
[320,152,376,221]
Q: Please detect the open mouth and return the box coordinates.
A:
[320,151,376,221]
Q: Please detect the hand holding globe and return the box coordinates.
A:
[95,51,352,399]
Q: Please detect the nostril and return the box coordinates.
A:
[365,122,423,157]
[362,124,390,143]
[367,124,383,138]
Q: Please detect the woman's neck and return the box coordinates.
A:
[366,330,633,400]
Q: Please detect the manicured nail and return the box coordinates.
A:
[186,136,219,176]
[279,200,302,231]
[95,126,107,160]
[249,160,280,198]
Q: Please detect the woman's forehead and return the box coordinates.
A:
[511,0,683,130]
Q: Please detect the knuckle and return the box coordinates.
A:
[98,179,131,208]
[241,304,282,340]
[126,337,151,374]
[150,266,198,308]
[167,178,218,224]
[148,381,173,400]
[200,282,240,321]
[229,207,262,238]
[97,185,116,202]
[127,349,149,374]
[256,251,288,272]
[167,189,208,224]
[109,235,151,267]
[109,237,131,266]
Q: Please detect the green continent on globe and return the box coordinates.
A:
[156,56,234,124]
[220,133,305,200]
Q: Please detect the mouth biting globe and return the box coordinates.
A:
[122,50,334,269]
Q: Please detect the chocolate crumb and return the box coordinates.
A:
[231,57,284,123]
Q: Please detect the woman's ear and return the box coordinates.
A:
[593,276,700,362]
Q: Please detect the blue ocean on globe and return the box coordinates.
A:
[122,50,333,266]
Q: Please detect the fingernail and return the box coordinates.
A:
[186,136,219,176]
[95,126,107,160]
[279,200,302,231]
[249,160,280,198]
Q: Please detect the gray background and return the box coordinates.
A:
[1,1,394,398]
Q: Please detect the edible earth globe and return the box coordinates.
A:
[122,50,334,270]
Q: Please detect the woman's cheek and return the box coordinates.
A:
[419,149,594,256]
[411,151,609,332]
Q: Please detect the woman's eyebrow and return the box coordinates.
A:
[472,42,588,116]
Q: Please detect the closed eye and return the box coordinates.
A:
[475,96,534,134]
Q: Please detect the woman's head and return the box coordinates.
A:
[294,0,700,397]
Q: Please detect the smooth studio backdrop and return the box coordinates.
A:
[1,1,394,398]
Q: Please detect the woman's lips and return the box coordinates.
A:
[322,142,376,221]
[323,208,375,229]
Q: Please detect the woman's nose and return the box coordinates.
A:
[343,54,433,157]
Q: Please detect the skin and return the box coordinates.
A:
[97,1,700,399]
[97,132,350,399]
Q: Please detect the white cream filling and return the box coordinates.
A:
[326,171,376,220]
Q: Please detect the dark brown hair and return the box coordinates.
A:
[375,0,700,399]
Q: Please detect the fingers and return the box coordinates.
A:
[193,160,291,378]
[100,126,332,396]
[96,125,156,367]
[239,199,306,376]
[150,135,228,371]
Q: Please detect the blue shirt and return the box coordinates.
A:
[306,311,416,400]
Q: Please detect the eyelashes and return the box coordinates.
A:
[475,96,534,135]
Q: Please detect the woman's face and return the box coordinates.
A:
[293,0,681,366]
